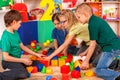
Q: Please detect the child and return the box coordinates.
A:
[51,13,68,50]
[76,3,120,80]
[0,10,45,80]
[44,9,101,66]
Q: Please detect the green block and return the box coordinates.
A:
[38,20,54,43]
[41,66,46,73]
[0,0,10,7]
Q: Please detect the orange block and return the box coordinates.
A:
[59,59,66,67]
[85,70,95,77]
[26,66,33,73]
[51,60,58,66]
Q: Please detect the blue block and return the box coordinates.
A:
[46,76,52,80]
[75,66,80,72]
[18,21,38,45]
[37,63,44,72]
[52,56,58,60]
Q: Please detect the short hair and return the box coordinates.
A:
[4,10,22,27]
[59,9,78,30]
[52,13,60,22]
[76,3,93,15]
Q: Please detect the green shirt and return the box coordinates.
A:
[88,15,120,52]
[69,22,90,45]
[1,30,22,60]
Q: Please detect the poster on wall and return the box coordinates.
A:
[39,0,62,21]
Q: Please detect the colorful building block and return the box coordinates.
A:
[85,70,95,77]
[71,70,80,78]
[39,59,50,67]
[41,66,46,73]
[51,60,58,66]
[31,66,38,73]
[58,59,66,67]
[62,73,69,80]
[37,63,44,72]
[46,76,52,80]
[60,65,70,74]
[46,68,53,74]
[26,66,33,73]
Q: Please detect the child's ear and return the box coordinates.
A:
[11,20,16,25]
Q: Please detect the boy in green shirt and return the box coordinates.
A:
[76,3,120,80]
[0,10,45,80]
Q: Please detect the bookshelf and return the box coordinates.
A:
[83,0,120,36]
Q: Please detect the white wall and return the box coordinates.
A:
[0,11,6,40]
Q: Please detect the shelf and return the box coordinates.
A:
[105,19,120,22]
[102,1,120,4]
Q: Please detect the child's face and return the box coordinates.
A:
[75,11,88,24]
[53,20,61,29]
[12,20,22,30]
[59,16,68,29]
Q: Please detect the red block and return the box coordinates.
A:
[42,50,48,55]
[61,65,70,74]
[31,66,38,73]
[71,70,80,78]
[50,78,57,80]
[57,53,64,58]
[62,73,69,80]
[39,59,50,67]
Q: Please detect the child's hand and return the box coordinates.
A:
[22,58,32,66]
[81,60,89,70]
[35,53,46,58]
[43,56,51,61]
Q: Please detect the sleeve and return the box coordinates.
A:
[1,36,11,52]
[69,23,88,36]
[88,23,99,40]
[52,29,57,39]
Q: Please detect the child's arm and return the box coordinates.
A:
[20,43,45,58]
[44,35,75,60]
[53,39,58,50]
[81,40,96,69]
[3,52,32,65]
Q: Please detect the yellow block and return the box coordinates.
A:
[51,60,58,66]
[58,59,65,67]
[26,66,33,73]
[46,68,53,74]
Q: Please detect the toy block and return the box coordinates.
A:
[51,60,58,66]
[41,66,46,73]
[37,63,44,72]
[29,55,37,60]
[75,66,80,72]
[74,60,82,68]
[58,59,66,67]
[46,76,52,80]
[52,56,58,60]
[31,66,38,73]
[42,50,48,55]
[57,53,64,58]
[46,68,53,74]
[70,64,74,71]
[24,51,29,55]
[50,78,57,80]
[85,70,95,77]
[39,59,50,67]
[61,65,70,74]
[62,73,70,80]
[71,70,80,78]
[26,66,33,73]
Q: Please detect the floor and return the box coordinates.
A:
[0,45,104,80]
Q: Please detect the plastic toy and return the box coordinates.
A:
[51,60,58,66]
[37,63,44,72]
[50,78,57,80]
[60,65,70,74]
[31,66,38,73]
[46,76,53,80]
[41,66,46,73]
[46,68,53,74]
[71,70,80,78]
[42,50,48,55]
[62,73,69,80]
[85,70,95,77]
[26,66,33,73]
[58,59,66,67]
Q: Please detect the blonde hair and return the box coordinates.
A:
[59,9,78,30]
[76,3,93,16]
